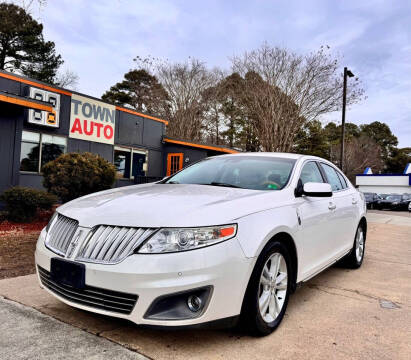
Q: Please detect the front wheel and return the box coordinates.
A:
[241,241,292,336]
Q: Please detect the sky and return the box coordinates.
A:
[27,0,411,147]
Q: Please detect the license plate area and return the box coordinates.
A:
[50,258,85,289]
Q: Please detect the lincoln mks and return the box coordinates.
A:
[35,153,367,336]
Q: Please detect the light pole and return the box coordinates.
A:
[340,67,354,171]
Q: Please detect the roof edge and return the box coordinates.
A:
[163,137,239,154]
[0,70,169,126]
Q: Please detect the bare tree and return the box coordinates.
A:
[54,69,79,90]
[231,44,365,152]
[156,58,219,141]
[330,135,384,182]
[11,0,47,14]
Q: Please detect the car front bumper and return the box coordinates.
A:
[35,228,253,327]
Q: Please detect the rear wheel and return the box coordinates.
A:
[241,241,292,336]
[342,224,366,268]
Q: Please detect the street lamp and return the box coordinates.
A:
[340,67,354,171]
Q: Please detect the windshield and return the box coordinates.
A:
[164,156,296,191]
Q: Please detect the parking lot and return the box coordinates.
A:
[0,211,410,360]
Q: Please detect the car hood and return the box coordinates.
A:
[57,183,292,228]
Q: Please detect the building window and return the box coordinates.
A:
[114,146,147,179]
[20,131,67,173]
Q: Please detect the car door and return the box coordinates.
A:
[295,161,338,280]
[319,163,357,258]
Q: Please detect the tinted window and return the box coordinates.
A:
[320,163,343,191]
[165,156,296,191]
[20,131,66,173]
[41,134,67,169]
[20,131,40,172]
[336,171,348,189]
[299,161,324,185]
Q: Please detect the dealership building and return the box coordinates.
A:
[0,70,237,195]
[356,166,411,194]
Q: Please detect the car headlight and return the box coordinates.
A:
[137,224,237,254]
[45,212,58,233]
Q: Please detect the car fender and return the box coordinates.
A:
[235,205,300,261]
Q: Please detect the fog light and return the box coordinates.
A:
[187,295,202,312]
[144,286,212,320]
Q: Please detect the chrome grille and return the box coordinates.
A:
[76,225,156,264]
[46,214,79,256]
[38,266,137,314]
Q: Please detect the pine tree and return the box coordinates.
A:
[0,3,63,83]
[102,69,170,118]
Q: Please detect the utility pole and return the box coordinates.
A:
[340,67,354,171]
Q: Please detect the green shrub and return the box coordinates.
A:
[0,186,57,222]
[42,152,116,203]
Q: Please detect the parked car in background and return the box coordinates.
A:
[35,153,366,336]
[375,194,389,210]
[402,194,411,211]
[378,194,409,211]
[363,192,379,209]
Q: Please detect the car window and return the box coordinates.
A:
[320,163,343,191]
[299,161,324,185]
[165,156,296,191]
[336,171,348,189]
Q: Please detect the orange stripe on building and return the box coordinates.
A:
[0,94,54,113]
[0,72,72,96]
[116,106,169,125]
[163,138,239,154]
[0,72,170,126]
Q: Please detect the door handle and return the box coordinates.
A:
[352,198,358,205]
[328,202,336,210]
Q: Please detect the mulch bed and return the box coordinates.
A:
[0,210,53,280]
[0,233,40,280]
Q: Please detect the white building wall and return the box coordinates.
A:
[356,175,411,194]
[357,185,410,194]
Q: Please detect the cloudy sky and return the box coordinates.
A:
[31,0,410,147]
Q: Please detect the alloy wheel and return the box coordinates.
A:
[258,252,288,323]
[355,228,364,262]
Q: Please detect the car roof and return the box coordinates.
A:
[217,152,314,160]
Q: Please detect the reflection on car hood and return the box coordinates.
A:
[57,183,293,228]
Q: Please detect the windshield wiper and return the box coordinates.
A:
[206,182,243,189]
[166,181,180,184]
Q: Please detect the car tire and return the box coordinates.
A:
[240,241,292,336]
[341,223,366,269]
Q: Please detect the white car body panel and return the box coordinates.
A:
[35,153,366,326]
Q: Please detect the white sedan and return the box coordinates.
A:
[35,153,367,336]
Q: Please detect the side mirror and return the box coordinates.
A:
[303,182,332,197]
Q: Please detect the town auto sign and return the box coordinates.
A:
[69,94,116,145]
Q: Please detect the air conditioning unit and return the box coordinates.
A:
[28,87,60,128]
